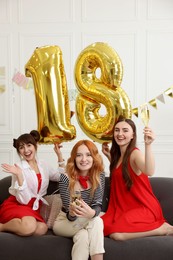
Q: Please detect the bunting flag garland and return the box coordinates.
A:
[132,86,173,120]
[164,87,173,98]
[0,66,5,77]
[132,107,138,118]
[156,94,165,104]
[0,85,5,93]
[12,70,78,101]
[11,69,173,122]
[0,66,5,93]
[12,70,33,89]
[148,98,157,109]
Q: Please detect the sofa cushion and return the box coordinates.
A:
[0,176,11,204]
[1,176,173,225]
[1,176,173,260]
[0,232,73,260]
[150,177,173,225]
[104,235,173,260]
[40,193,62,229]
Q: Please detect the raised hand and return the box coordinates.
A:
[102,142,111,161]
[1,163,22,176]
[54,143,65,165]
[143,127,155,145]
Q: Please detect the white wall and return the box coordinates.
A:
[0,0,173,179]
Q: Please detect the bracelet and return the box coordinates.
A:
[58,160,65,165]
[67,212,77,222]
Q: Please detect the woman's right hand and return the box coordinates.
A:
[1,163,24,186]
[1,163,22,176]
[102,142,111,161]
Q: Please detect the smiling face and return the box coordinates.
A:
[114,121,134,148]
[75,144,94,176]
[18,142,37,162]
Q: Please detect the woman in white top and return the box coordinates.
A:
[0,130,63,236]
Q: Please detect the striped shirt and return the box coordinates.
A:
[59,172,105,220]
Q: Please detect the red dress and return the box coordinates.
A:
[101,161,165,236]
[0,173,45,223]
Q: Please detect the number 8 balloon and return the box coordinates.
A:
[74,42,132,143]
[25,45,76,144]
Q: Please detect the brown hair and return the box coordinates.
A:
[110,116,137,190]
[13,130,40,154]
[66,140,104,196]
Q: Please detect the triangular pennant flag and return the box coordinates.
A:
[0,85,5,93]
[164,87,173,98]
[132,107,138,117]
[0,67,5,76]
[148,99,157,109]
[26,79,33,90]
[156,94,165,104]
[70,111,75,118]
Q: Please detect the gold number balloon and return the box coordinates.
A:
[25,45,76,144]
[74,42,132,143]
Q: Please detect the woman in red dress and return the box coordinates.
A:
[0,130,63,236]
[101,116,173,241]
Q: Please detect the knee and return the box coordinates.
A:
[52,222,59,235]
[109,233,125,241]
[20,220,37,236]
[34,222,48,236]
[91,217,104,230]
[73,230,89,245]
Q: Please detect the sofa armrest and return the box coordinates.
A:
[0,176,11,204]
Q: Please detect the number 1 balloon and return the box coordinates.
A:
[25,45,76,144]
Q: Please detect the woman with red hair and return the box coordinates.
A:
[53,140,105,260]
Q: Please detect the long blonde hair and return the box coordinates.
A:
[66,140,104,196]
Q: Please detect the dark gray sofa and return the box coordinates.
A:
[0,176,173,260]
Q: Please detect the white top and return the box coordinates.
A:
[9,158,64,210]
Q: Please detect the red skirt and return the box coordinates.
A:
[0,195,45,224]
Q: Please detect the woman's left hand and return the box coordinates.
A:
[143,127,155,144]
[70,199,95,219]
[54,143,63,156]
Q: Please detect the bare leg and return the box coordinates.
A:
[34,221,48,236]
[110,222,173,241]
[91,254,103,260]
[0,216,38,236]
